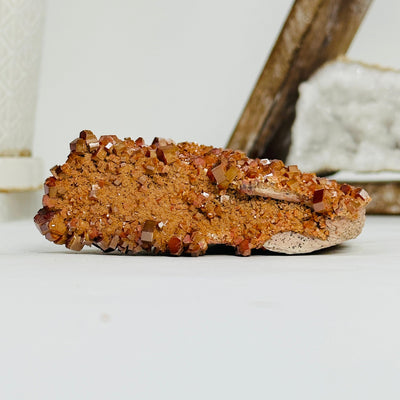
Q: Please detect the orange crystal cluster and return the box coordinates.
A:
[34,131,370,256]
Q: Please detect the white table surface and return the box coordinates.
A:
[0,216,399,399]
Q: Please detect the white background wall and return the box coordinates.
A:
[33,0,400,171]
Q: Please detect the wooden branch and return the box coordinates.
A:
[227,0,373,161]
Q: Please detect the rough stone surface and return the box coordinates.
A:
[34,131,370,255]
[287,58,400,174]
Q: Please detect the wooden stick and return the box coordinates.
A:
[227,0,373,161]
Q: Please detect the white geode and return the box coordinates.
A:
[287,58,400,173]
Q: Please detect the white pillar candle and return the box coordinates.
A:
[0,0,45,220]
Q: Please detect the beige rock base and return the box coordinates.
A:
[263,212,366,254]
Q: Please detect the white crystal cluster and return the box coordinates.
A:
[287,59,400,173]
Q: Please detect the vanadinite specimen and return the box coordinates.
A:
[34,131,370,255]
